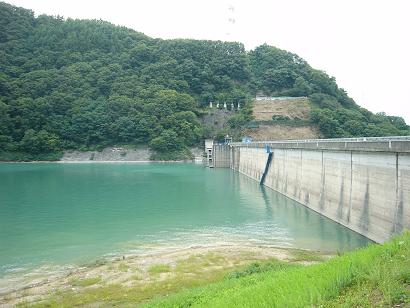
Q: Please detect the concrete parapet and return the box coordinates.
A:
[232,137,410,153]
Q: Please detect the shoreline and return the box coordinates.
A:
[0,146,205,164]
[0,243,332,306]
[0,160,202,164]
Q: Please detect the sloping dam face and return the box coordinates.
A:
[214,139,410,243]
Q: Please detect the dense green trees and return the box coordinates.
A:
[0,2,408,158]
[249,44,409,137]
[20,129,60,153]
[310,107,408,138]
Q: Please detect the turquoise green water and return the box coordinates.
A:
[0,163,370,279]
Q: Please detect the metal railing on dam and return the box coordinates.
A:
[230,136,410,153]
[214,136,410,243]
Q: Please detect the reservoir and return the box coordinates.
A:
[0,163,370,281]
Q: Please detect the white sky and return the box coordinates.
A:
[6,0,410,123]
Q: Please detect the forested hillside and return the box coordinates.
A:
[0,2,408,160]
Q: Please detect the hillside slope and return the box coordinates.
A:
[0,1,409,159]
[245,123,321,141]
[253,97,311,121]
[244,97,321,140]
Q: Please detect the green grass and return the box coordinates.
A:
[175,253,227,274]
[70,277,101,287]
[22,258,231,308]
[225,259,298,280]
[146,232,410,307]
[18,234,410,307]
[148,264,171,275]
[290,249,325,262]
[117,262,130,272]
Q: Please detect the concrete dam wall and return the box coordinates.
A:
[214,138,410,243]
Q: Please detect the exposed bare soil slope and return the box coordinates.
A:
[252,97,311,121]
[246,97,322,140]
[245,124,321,140]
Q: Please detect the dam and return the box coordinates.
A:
[211,136,410,243]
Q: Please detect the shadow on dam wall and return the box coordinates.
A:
[213,139,410,243]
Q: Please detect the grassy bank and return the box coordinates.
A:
[12,234,409,307]
[11,246,322,307]
[147,232,409,307]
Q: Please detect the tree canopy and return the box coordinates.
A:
[0,2,408,156]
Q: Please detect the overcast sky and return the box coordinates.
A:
[7,0,410,123]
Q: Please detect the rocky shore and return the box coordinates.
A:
[60,146,204,162]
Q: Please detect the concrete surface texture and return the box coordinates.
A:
[212,145,231,168]
[217,138,410,243]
